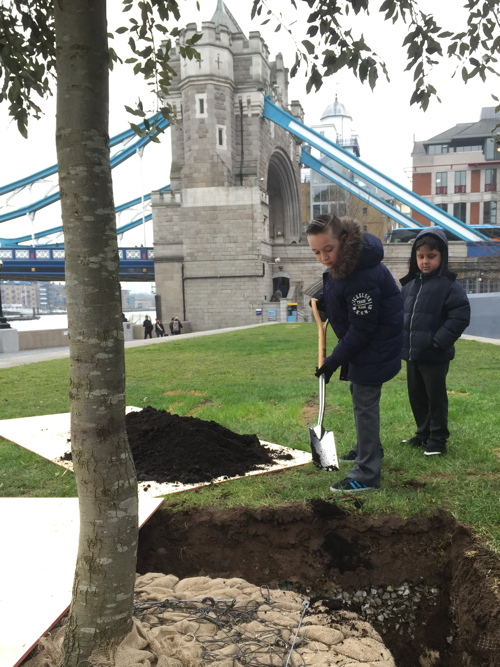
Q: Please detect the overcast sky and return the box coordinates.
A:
[0,0,497,261]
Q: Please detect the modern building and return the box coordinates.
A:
[131,293,156,310]
[412,107,500,226]
[0,281,40,312]
[305,95,390,240]
[38,282,67,312]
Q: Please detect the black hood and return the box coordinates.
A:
[400,227,456,286]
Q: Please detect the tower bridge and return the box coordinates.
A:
[149,1,494,331]
[0,245,154,282]
[1,1,497,332]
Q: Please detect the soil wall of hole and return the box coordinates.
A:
[137,502,500,667]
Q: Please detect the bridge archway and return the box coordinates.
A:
[267,148,301,243]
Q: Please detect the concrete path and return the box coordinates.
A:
[461,334,500,346]
[0,323,277,369]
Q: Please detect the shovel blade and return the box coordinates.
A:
[308,424,339,471]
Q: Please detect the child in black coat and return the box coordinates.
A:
[400,228,470,455]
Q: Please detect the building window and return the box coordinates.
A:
[454,171,466,193]
[484,201,497,224]
[216,125,226,149]
[485,168,497,192]
[312,184,339,203]
[428,144,449,154]
[454,144,483,152]
[435,172,448,195]
[312,202,347,219]
[312,204,328,218]
[437,203,448,213]
[485,138,496,161]
[453,202,467,223]
[195,93,207,118]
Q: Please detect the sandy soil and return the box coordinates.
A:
[137,502,500,666]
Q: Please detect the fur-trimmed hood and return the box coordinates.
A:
[330,217,383,280]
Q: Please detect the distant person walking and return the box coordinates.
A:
[143,315,154,339]
[169,317,183,335]
[155,318,166,337]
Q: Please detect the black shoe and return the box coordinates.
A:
[401,436,426,447]
[330,478,377,493]
[424,443,447,456]
[340,449,357,461]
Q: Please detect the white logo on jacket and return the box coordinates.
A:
[351,292,373,315]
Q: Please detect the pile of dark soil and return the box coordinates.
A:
[125,406,292,484]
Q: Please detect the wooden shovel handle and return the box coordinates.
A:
[311,298,328,368]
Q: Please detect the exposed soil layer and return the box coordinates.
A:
[125,406,292,483]
[138,503,500,667]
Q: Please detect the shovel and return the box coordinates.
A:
[308,298,339,471]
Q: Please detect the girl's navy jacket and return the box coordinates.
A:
[320,218,403,386]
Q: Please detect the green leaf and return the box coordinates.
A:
[302,39,315,55]
[368,64,378,90]
[459,42,469,56]
[130,123,147,138]
[17,117,28,139]
[359,60,369,83]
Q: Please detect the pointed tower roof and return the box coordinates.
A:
[321,95,352,121]
[211,0,245,35]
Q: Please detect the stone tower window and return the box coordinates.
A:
[217,125,226,149]
[195,93,207,118]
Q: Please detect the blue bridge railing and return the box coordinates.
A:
[0,246,154,281]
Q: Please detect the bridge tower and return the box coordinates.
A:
[152,1,303,330]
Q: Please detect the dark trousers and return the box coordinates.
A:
[347,382,383,488]
[406,360,450,446]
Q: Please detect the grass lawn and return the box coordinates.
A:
[1,323,499,550]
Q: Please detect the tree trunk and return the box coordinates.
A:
[54,2,138,665]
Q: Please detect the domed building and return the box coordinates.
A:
[317,95,360,156]
[305,94,386,238]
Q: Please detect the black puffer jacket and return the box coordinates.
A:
[321,218,403,385]
[400,228,470,362]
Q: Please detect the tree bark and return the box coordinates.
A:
[54,2,138,665]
